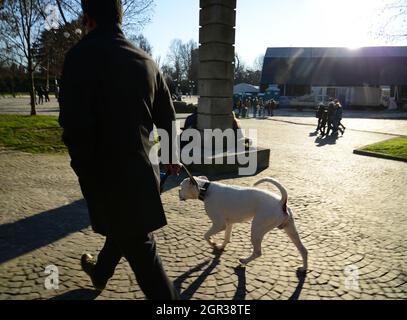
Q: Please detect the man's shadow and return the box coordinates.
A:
[49,289,100,300]
[0,200,90,264]
[174,250,247,300]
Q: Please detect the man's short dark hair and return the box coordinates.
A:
[81,0,123,26]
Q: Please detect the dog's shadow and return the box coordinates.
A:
[288,269,307,300]
[315,133,339,147]
[174,250,247,300]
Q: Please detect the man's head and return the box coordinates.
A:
[81,0,123,32]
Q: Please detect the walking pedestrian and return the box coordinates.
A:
[59,0,181,300]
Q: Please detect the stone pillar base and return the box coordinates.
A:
[185,147,270,176]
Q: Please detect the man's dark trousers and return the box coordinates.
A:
[95,233,178,300]
[78,174,179,300]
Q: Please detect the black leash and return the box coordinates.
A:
[160,166,211,201]
[159,165,199,194]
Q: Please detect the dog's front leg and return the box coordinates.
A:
[204,224,225,248]
[217,224,233,250]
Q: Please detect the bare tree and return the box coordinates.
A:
[234,53,247,83]
[49,0,155,35]
[0,0,45,115]
[166,39,184,82]
[0,0,155,115]
[234,53,262,85]
[33,18,83,88]
[375,0,407,42]
[130,33,153,55]
[154,54,162,68]
[122,0,155,32]
[253,54,265,72]
[165,38,197,82]
[179,39,198,81]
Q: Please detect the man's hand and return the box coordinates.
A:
[164,164,182,176]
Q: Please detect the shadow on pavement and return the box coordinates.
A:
[174,250,247,300]
[49,288,100,300]
[0,200,90,264]
[174,253,221,300]
[288,269,307,300]
[232,265,246,300]
[314,133,339,147]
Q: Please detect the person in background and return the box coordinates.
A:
[253,98,259,118]
[315,103,325,132]
[326,101,336,136]
[184,108,198,130]
[334,99,345,135]
[236,99,242,118]
[242,99,248,118]
[44,86,50,102]
[37,86,44,105]
[246,98,253,118]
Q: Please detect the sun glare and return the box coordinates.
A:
[315,0,384,48]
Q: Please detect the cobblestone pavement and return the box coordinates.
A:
[0,117,406,300]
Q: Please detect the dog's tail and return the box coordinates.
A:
[254,178,288,212]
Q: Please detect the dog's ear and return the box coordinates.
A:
[198,176,209,181]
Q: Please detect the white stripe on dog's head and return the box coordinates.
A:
[179,176,210,201]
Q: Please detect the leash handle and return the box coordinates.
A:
[160,170,171,194]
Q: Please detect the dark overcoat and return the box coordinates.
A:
[59,24,176,237]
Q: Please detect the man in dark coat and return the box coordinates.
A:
[59,0,180,300]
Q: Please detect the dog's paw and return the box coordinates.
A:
[214,244,226,251]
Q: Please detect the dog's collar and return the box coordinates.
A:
[198,182,211,201]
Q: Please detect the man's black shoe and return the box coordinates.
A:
[80,254,107,292]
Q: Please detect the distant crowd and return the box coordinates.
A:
[234,98,277,119]
[315,98,346,136]
[36,86,50,105]
[35,85,58,105]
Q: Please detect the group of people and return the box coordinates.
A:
[315,98,346,136]
[234,98,277,119]
[36,86,50,105]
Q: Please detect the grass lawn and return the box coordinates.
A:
[0,114,66,153]
[360,137,407,160]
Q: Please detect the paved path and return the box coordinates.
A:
[0,117,406,300]
[0,97,60,116]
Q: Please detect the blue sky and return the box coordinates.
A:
[143,0,407,68]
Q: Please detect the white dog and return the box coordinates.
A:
[179,176,308,271]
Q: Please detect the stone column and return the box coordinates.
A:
[198,0,236,131]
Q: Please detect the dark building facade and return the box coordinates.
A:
[260,46,407,106]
